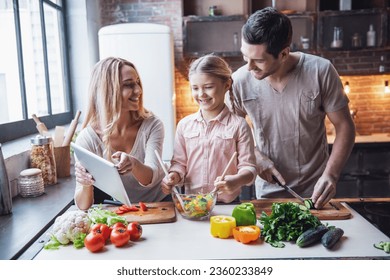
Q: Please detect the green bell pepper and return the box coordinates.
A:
[232,202,257,226]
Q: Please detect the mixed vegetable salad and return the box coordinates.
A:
[173,192,216,219]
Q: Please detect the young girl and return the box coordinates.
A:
[161,54,257,203]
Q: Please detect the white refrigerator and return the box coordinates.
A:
[98,23,176,161]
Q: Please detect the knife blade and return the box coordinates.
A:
[103,199,157,209]
[271,175,305,204]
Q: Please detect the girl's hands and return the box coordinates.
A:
[161,172,180,194]
[111,151,135,175]
[214,175,241,196]
[75,161,95,186]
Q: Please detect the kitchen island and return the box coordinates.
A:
[33,203,389,260]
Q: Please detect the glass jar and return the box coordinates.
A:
[30,136,57,186]
[351,33,362,48]
[18,168,45,197]
[331,27,343,48]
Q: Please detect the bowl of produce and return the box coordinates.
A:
[171,184,217,220]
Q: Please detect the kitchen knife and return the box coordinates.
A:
[271,175,305,204]
[103,199,157,209]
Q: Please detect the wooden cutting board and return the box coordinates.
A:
[250,198,352,220]
[105,201,177,224]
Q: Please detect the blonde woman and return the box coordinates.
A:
[74,57,167,210]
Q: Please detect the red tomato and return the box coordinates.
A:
[84,231,105,252]
[139,202,148,211]
[110,227,130,247]
[127,222,143,241]
[110,222,127,230]
[115,209,125,215]
[91,223,111,241]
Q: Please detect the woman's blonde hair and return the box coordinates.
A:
[188,54,236,113]
[82,57,151,157]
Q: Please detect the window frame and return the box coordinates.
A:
[0,0,73,143]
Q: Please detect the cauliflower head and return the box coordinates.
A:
[51,210,91,245]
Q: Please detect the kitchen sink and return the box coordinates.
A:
[347,202,390,238]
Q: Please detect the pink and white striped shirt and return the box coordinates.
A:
[169,106,257,202]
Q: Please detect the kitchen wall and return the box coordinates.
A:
[98,0,390,136]
[336,74,390,135]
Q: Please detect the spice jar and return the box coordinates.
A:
[351,33,362,48]
[18,168,45,197]
[30,136,57,186]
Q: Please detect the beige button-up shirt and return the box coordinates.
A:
[230,52,349,198]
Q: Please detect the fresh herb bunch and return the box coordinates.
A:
[259,202,322,248]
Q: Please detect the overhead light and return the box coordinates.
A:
[385,81,390,94]
[344,81,350,94]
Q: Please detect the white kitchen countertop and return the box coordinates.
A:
[33,204,389,260]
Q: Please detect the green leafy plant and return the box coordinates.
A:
[259,202,321,248]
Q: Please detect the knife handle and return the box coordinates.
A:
[103,199,124,206]
[272,175,282,186]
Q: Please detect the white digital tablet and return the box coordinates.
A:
[71,142,131,206]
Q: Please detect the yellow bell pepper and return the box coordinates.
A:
[232,225,261,244]
[210,215,236,239]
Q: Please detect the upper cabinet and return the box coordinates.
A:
[318,8,387,51]
[183,15,246,57]
[183,0,248,57]
[248,0,390,52]
[182,0,390,72]
[183,0,248,17]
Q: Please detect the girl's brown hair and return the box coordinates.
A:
[82,57,151,158]
[188,54,236,113]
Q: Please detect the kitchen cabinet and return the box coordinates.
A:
[286,12,317,52]
[250,0,390,53]
[331,141,390,198]
[319,0,388,11]
[182,0,390,72]
[183,15,246,57]
[318,8,388,51]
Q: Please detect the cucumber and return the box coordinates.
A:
[304,199,315,209]
[373,241,390,253]
[321,227,344,248]
[296,225,329,247]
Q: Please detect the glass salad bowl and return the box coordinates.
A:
[171,184,217,220]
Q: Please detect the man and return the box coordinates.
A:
[229,7,355,209]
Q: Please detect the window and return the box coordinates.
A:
[0,0,72,143]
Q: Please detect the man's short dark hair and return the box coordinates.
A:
[242,7,293,58]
